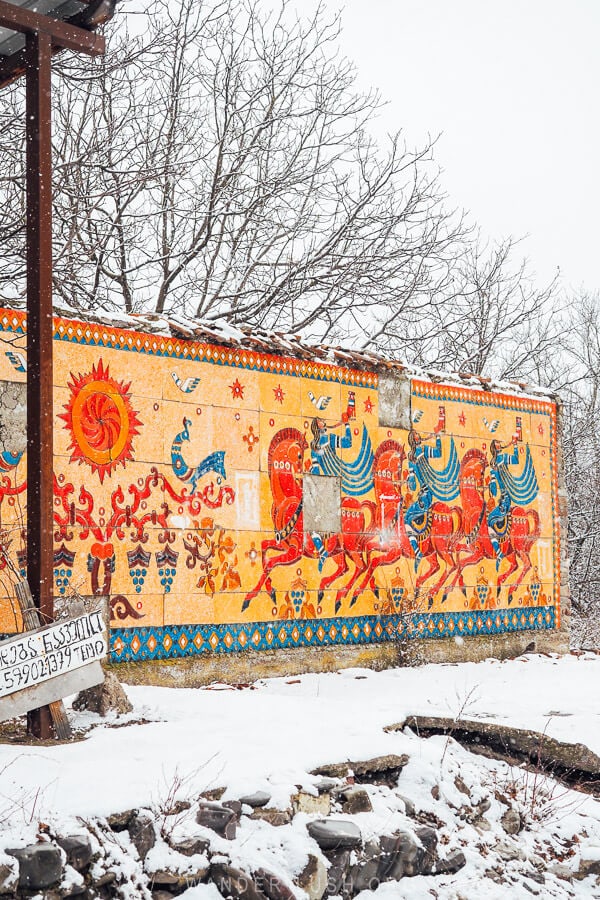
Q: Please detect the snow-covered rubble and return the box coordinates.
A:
[0,652,599,897]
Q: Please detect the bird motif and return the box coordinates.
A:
[171,418,226,494]
[411,408,424,424]
[308,391,331,411]
[171,371,201,394]
[5,351,26,373]
[483,417,500,433]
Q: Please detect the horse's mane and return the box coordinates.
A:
[373,438,404,466]
[268,427,308,471]
[460,447,487,478]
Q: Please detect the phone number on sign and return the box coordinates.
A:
[0,637,105,693]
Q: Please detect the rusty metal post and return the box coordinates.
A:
[25,31,54,739]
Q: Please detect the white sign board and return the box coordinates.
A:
[0,611,106,699]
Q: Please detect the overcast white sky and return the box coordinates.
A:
[305,0,598,296]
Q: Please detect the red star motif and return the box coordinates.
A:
[538,423,544,436]
[273,384,285,404]
[458,412,466,427]
[230,378,244,399]
[364,396,374,414]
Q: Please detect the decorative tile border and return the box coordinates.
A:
[412,379,556,416]
[111,607,557,662]
[0,309,377,388]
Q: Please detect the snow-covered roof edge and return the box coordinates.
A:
[2,300,559,404]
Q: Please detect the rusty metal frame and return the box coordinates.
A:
[0,0,111,738]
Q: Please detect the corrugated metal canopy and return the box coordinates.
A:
[0,0,115,87]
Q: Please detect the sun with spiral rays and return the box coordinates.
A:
[60,359,142,482]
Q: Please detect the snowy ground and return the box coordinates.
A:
[1,651,600,898]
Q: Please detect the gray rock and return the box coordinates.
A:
[347,839,383,894]
[397,794,416,817]
[239,791,271,808]
[250,808,292,827]
[501,807,522,835]
[292,791,330,816]
[128,813,156,860]
[311,754,409,783]
[377,834,403,881]
[548,863,573,882]
[152,892,175,900]
[377,831,425,880]
[296,854,327,900]
[495,839,526,862]
[577,856,600,879]
[149,870,179,887]
[315,777,340,794]
[210,862,268,900]
[325,849,352,897]
[169,835,210,857]
[72,670,133,716]
[197,802,238,839]
[56,834,93,872]
[106,809,134,831]
[254,867,296,900]
[414,826,438,875]
[0,862,17,895]
[8,843,62,891]
[307,819,362,851]
[224,799,243,819]
[93,869,117,887]
[341,787,373,815]
[390,832,421,879]
[435,850,466,875]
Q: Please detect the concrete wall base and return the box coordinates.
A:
[112,629,570,688]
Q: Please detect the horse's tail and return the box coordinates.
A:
[523,507,541,545]
[359,499,377,532]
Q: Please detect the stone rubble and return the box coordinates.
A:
[0,756,598,899]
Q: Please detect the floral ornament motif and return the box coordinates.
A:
[59,358,141,482]
[183,518,241,595]
[243,425,259,452]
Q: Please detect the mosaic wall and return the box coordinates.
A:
[0,309,560,662]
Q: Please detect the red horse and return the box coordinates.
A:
[242,428,375,612]
[449,448,541,602]
[355,440,463,608]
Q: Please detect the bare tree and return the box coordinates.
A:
[0,0,463,335]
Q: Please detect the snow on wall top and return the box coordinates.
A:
[1,299,558,403]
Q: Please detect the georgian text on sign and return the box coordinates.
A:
[0,611,106,698]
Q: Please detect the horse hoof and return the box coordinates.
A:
[334,600,342,615]
[317,590,324,604]
[270,589,277,604]
[373,585,380,600]
[428,597,433,610]
[349,595,358,608]
[241,598,251,612]
[441,593,447,604]
[508,592,514,605]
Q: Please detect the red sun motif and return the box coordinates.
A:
[59,359,141,482]
[273,384,285,404]
[363,396,374,414]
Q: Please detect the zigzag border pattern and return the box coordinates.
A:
[111,607,556,662]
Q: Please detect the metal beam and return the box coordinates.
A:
[0,1,105,55]
[25,29,54,740]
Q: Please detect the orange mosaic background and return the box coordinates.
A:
[0,310,560,651]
